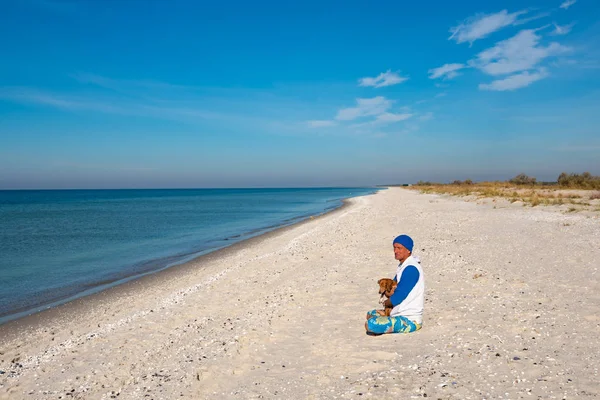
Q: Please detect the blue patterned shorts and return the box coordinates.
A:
[365,309,422,334]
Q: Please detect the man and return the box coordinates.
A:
[365,234,424,335]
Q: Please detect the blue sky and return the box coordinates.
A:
[1,0,599,189]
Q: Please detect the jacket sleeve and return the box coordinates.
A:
[390,265,420,307]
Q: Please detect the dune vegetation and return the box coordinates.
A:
[407,172,600,213]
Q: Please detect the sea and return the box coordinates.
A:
[0,187,379,324]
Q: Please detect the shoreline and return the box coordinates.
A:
[2,187,598,399]
[0,193,358,339]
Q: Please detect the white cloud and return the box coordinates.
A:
[358,70,408,88]
[428,63,467,79]
[479,69,549,91]
[471,29,570,76]
[375,112,413,123]
[307,120,337,128]
[435,92,447,98]
[513,12,552,27]
[349,112,413,131]
[449,9,528,45]
[560,0,576,10]
[310,97,413,133]
[551,22,574,35]
[335,96,392,121]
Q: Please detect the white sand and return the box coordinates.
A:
[1,187,599,399]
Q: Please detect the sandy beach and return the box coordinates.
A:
[1,187,599,399]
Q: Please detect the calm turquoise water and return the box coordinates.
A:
[0,188,378,324]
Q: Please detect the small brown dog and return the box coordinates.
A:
[377,278,397,316]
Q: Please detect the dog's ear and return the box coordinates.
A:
[377,278,383,285]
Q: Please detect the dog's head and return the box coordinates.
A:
[377,278,397,295]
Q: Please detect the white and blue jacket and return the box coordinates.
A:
[389,255,424,324]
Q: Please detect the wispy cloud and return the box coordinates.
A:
[374,112,412,123]
[0,87,123,113]
[470,29,570,76]
[428,63,467,80]
[348,112,413,130]
[551,22,575,35]
[335,97,393,121]
[479,69,549,91]
[435,92,447,98]
[358,70,408,88]
[2,74,331,132]
[310,96,416,134]
[72,73,193,93]
[513,12,552,26]
[560,0,576,10]
[4,78,414,138]
[0,87,232,121]
[307,120,337,128]
[449,9,528,45]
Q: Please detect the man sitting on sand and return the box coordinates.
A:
[365,234,424,335]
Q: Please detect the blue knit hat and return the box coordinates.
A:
[393,234,413,252]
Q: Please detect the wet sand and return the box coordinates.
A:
[1,187,599,399]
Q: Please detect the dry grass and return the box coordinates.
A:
[408,181,600,213]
